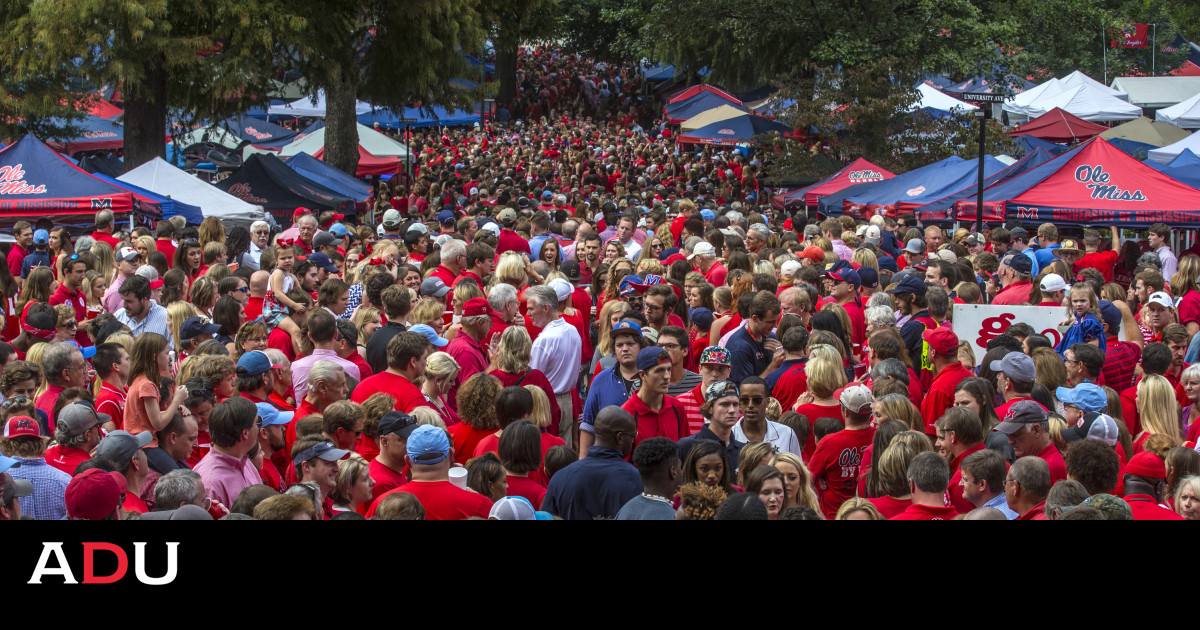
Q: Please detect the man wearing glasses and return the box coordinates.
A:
[732,376,801,456]
[245,220,272,271]
[103,247,143,313]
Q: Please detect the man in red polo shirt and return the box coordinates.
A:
[92,343,129,431]
[991,254,1034,306]
[445,298,491,411]
[48,253,91,347]
[808,384,876,519]
[431,238,465,290]
[1122,452,1185,520]
[352,331,432,414]
[236,351,277,405]
[621,347,688,449]
[935,408,987,513]
[43,402,104,475]
[689,242,726,287]
[7,221,31,288]
[920,327,972,436]
[90,210,121,249]
[366,411,419,512]
[1006,456,1051,520]
[993,400,1067,483]
[890,452,961,520]
[991,353,1045,418]
[824,268,866,349]
[254,402,292,492]
[365,425,492,520]
[155,220,177,269]
[495,208,530,256]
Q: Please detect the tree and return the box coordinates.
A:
[483,0,560,106]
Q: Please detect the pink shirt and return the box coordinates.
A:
[445,333,487,411]
[192,448,263,506]
[290,348,361,401]
[102,273,129,314]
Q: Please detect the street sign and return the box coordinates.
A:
[961,92,1007,103]
[395,118,418,123]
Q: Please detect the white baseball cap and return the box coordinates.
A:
[1039,273,1069,293]
[780,260,802,278]
[1148,291,1175,309]
[688,242,716,260]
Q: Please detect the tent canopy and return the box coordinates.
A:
[1110,76,1200,109]
[119,157,265,228]
[816,156,986,218]
[912,84,977,114]
[1023,84,1142,122]
[959,138,1200,227]
[284,152,372,202]
[680,105,751,132]
[215,153,354,225]
[1008,108,1108,143]
[82,97,123,120]
[93,173,203,225]
[357,106,480,128]
[667,85,740,105]
[1147,129,1200,164]
[77,154,125,178]
[675,112,790,145]
[218,114,298,146]
[1004,71,1126,118]
[269,123,409,160]
[1157,91,1200,129]
[783,158,896,208]
[1146,149,1200,189]
[267,90,373,118]
[46,115,124,154]
[0,134,159,227]
[1014,134,1070,156]
[665,92,744,124]
[860,156,1007,216]
[915,148,1058,222]
[1099,116,1192,147]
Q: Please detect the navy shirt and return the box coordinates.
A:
[879,229,902,258]
[542,446,642,520]
[899,309,932,364]
[145,446,191,476]
[366,322,406,375]
[581,366,637,434]
[21,250,50,278]
[727,325,775,383]
[677,426,746,480]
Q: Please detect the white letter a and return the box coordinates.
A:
[28,543,77,584]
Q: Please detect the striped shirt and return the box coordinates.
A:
[985,492,1021,520]
[342,283,363,320]
[115,301,174,350]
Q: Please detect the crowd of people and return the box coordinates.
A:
[0,48,1197,521]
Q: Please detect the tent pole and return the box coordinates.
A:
[1152,24,1156,76]
[1102,28,1107,84]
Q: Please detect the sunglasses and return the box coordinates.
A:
[739,395,765,406]
[2,396,30,408]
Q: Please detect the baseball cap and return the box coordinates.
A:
[1126,451,1167,479]
[237,350,281,377]
[1098,300,1121,333]
[320,213,345,227]
[689,307,714,331]
[1040,273,1069,294]
[437,209,455,225]
[561,260,582,282]
[312,231,337,248]
[408,323,449,348]
[57,401,107,437]
[420,277,451,298]
[1009,227,1030,242]
[922,327,959,357]
[1056,383,1107,413]
[3,416,40,439]
[498,208,517,224]
[328,223,349,237]
[864,225,881,245]
[180,316,222,340]
[858,267,879,289]
[135,265,160,283]
[825,268,861,288]
[610,319,643,341]
[704,380,740,403]
[636,346,672,372]
[377,411,420,440]
[904,238,925,254]
[989,352,1036,382]
[839,384,873,414]
[32,229,48,246]
[95,429,153,463]
[700,209,715,221]
[292,440,352,466]
[698,346,731,367]
[688,242,716,260]
[548,279,573,303]
[382,209,402,227]
[407,424,450,465]
[478,222,501,237]
[0,472,32,504]
[255,402,293,428]
[780,260,802,279]
[992,399,1048,434]
[541,190,553,199]
[116,246,140,262]
[1147,291,1174,309]
[1060,412,1119,446]
[964,233,984,246]
[1081,493,1132,520]
[65,468,126,520]
[308,252,339,274]
[406,222,428,236]
[886,275,927,296]
[139,504,214,521]
[1004,253,1033,275]
[293,207,311,218]
[489,496,538,520]
[935,249,958,264]
[462,297,492,318]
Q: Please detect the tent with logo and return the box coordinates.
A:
[1007,108,1108,143]
[781,158,897,208]
[675,112,791,146]
[284,152,372,202]
[266,90,373,119]
[1157,91,1200,128]
[955,138,1200,228]
[1147,129,1200,164]
[667,84,740,105]
[45,115,124,154]
[830,156,1007,218]
[218,114,299,146]
[119,157,264,228]
[680,105,751,132]
[1146,149,1200,189]
[915,148,1059,223]
[215,153,354,225]
[0,134,160,228]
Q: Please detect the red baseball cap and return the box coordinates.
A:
[1126,451,1167,479]
[65,468,127,520]
[320,213,345,227]
[3,416,40,439]
[293,207,311,217]
[801,246,825,263]
[923,327,960,357]
[462,297,492,318]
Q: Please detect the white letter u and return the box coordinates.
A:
[133,542,179,586]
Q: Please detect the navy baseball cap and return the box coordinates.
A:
[886,275,927,296]
[858,267,879,289]
[180,317,222,341]
[308,252,339,273]
[689,307,714,331]
[1004,253,1033,275]
[1098,300,1121,333]
[611,319,643,340]
[825,268,861,288]
[378,411,420,440]
[636,346,672,372]
[437,209,455,225]
[292,440,351,466]
[237,350,280,377]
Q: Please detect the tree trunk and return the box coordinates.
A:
[324,68,360,178]
[496,45,519,105]
[122,54,167,173]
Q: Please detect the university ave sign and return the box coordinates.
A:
[960,92,1007,103]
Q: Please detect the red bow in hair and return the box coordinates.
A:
[277,238,296,248]
[363,242,373,256]
[367,257,387,267]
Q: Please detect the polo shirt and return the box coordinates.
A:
[621,393,688,446]
[770,360,809,411]
[453,270,483,289]
[1038,442,1068,484]
[267,326,296,362]
[7,243,27,278]
[291,348,361,401]
[889,502,961,520]
[727,324,772,382]
[429,264,457,288]
[95,381,127,431]
[496,228,530,256]
[766,358,806,394]
[921,362,972,434]
[366,480,493,520]
[529,318,581,393]
[702,261,727,287]
[1016,501,1048,520]
[35,385,65,435]
[542,446,643,520]
[368,457,408,507]
[44,444,90,476]
[992,281,1033,306]
[156,239,177,267]
[352,370,429,414]
[365,321,406,374]
[103,273,130,314]
[345,350,372,381]
[1125,494,1184,520]
[947,443,986,513]
[868,495,912,519]
[192,448,263,506]
[581,366,637,434]
[808,425,875,518]
[1076,249,1118,282]
[90,230,120,249]
[20,250,50,278]
[446,332,487,411]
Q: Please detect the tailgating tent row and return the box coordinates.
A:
[915,148,1058,223]
[1004,71,1140,122]
[1157,92,1200,129]
[675,112,791,145]
[216,153,355,225]
[119,157,265,228]
[267,90,373,119]
[1008,108,1107,143]
[1148,129,1200,164]
[815,155,1008,218]
[46,115,124,155]
[0,135,161,228]
[284,152,372,202]
[245,123,409,177]
[954,137,1200,228]
[357,106,480,128]
[92,173,204,225]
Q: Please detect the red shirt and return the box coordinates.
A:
[259,458,285,492]
[621,394,688,447]
[267,326,296,362]
[772,363,808,411]
[186,430,212,468]
[368,457,408,509]
[453,270,483,289]
[95,381,127,431]
[868,495,912,519]
[44,444,90,476]
[1038,442,1068,484]
[703,262,727,287]
[794,401,844,461]
[505,475,547,509]
[156,239,177,268]
[446,333,487,411]
[889,502,961,520]
[920,362,972,434]
[365,480,493,520]
[123,490,150,515]
[351,371,429,414]
[430,264,457,289]
[1125,494,1184,520]
[496,228,530,256]
[807,425,874,518]
[1017,501,1048,520]
[344,350,372,381]
[947,443,986,513]
[447,422,497,466]
[840,298,866,348]
[991,281,1033,306]
[1076,249,1118,282]
[245,295,264,322]
[91,230,121,249]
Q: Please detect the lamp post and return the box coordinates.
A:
[961,92,1005,234]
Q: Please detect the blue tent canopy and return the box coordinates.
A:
[665,92,745,122]
[46,115,124,154]
[1146,148,1200,189]
[357,106,480,128]
[1013,134,1069,156]
[644,64,675,81]
[915,148,1058,222]
[284,152,372,202]
[817,156,970,216]
[463,54,495,75]
[676,113,791,145]
[1107,137,1157,161]
[850,156,1006,213]
[219,114,298,146]
[92,173,204,224]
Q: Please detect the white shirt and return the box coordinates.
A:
[529,318,582,393]
[732,419,802,456]
[246,242,264,270]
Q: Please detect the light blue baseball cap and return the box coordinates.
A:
[409,323,449,348]
[255,402,293,428]
[406,424,450,465]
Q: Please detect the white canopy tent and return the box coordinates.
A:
[266,90,373,118]
[244,123,410,161]
[1004,70,1129,119]
[1023,84,1142,122]
[1111,76,1200,109]
[119,157,265,228]
[912,83,977,113]
[1147,131,1200,164]
[1157,91,1200,129]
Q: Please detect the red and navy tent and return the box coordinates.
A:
[956,138,1200,228]
[0,134,160,228]
[675,112,790,146]
[665,91,745,124]
[915,148,1058,223]
[782,158,896,208]
[216,152,354,224]
[819,156,1007,219]
[45,115,124,154]
[667,84,740,105]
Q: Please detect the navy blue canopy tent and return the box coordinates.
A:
[665,92,745,124]
[676,113,791,146]
[284,152,372,202]
[1146,148,1200,189]
[45,115,124,154]
[216,153,354,225]
[77,154,125,178]
[816,155,1006,219]
[915,148,1058,223]
[357,106,480,128]
[1106,137,1157,161]
[1014,134,1069,156]
[92,173,204,224]
[219,114,298,146]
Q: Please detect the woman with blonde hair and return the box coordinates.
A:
[488,326,561,429]
[602,240,626,265]
[90,241,116,283]
[189,276,218,318]
[494,251,529,290]
[232,320,269,359]
[198,216,225,246]
[871,392,923,432]
[353,306,382,356]
[771,451,822,516]
[736,441,777,487]
[1135,374,1184,453]
[793,351,847,458]
[836,497,884,520]
[852,248,879,271]
[135,235,157,261]
[636,234,666,268]
[408,298,446,335]
[420,351,461,427]
[329,453,374,515]
[84,270,107,319]
[441,279,485,342]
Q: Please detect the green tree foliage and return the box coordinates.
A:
[483,0,560,105]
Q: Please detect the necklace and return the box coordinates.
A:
[642,492,671,504]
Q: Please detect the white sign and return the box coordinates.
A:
[953,304,1068,364]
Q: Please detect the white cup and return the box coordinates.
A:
[448,466,468,489]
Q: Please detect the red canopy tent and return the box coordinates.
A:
[311,145,400,177]
[780,158,896,208]
[667,84,740,105]
[1007,107,1108,143]
[84,97,123,120]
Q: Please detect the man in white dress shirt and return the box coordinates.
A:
[527,285,582,442]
